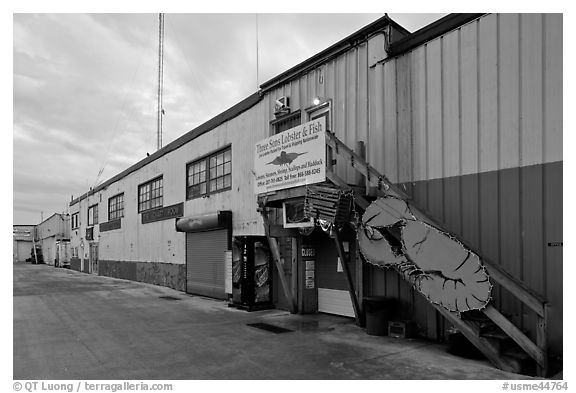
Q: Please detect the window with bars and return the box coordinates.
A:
[271,110,301,134]
[138,176,163,213]
[88,205,98,226]
[108,193,124,220]
[71,213,79,229]
[187,147,232,199]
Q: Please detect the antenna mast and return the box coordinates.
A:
[157,13,165,151]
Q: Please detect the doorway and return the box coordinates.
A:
[89,242,99,274]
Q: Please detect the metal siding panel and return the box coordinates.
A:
[442,30,460,179]
[460,21,480,176]
[345,50,358,183]
[357,42,369,144]
[543,161,562,357]
[383,60,398,183]
[426,39,443,180]
[317,65,326,102]
[478,14,498,173]
[397,54,413,189]
[334,56,347,181]
[520,13,544,167]
[478,170,501,304]
[441,31,462,235]
[498,13,521,169]
[411,46,427,183]
[186,230,227,299]
[543,14,563,164]
[520,164,544,339]
[498,167,523,324]
[368,64,385,175]
[443,176,462,235]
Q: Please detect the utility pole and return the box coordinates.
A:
[157,13,165,151]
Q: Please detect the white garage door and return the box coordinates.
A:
[186,230,227,299]
[318,288,354,317]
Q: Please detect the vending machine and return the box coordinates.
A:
[231,236,272,311]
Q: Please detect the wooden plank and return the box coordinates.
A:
[353,237,364,324]
[435,304,515,373]
[258,205,294,313]
[291,237,299,314]
[536,304,549,377]
[269,225,298,237]
[483,304,545,367]
[333,230,362,326]
[484,262,544,317]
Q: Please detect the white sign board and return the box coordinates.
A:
[254,117,326,194]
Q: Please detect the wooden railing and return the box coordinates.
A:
[324,131,549,377]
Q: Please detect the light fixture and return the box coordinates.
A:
[312,97,322,106]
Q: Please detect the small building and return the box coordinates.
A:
[68,14,562,376]
[36,213,71,266]
[13,225,35,262]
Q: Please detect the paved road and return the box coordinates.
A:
[13,262,531,380]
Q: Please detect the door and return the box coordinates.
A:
[89,243,99,274]
[186,230,228,299]
[316,235,355,318]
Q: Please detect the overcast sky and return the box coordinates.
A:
[13,13,446,225]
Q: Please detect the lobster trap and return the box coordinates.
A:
[304,185,354,225]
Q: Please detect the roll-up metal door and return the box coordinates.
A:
[186,229,227,299]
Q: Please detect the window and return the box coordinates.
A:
[187,147,232,199]
[139,176,163,212]
[271,110,301,134]
[108,193,124,220]
[88,205,98,226]
[306,100,331,130]
[71,213,79,229]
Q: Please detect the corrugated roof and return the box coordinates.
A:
[387,13,486,57]
[259,14,410,92]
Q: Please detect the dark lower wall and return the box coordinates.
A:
[99,260,186,292]
[70,257,81,272]
[366,161,562,358]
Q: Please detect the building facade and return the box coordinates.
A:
[36,213,71,266]
[68,14,562,373]
[13,225,35,262]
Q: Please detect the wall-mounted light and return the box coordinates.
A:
[312,97,322,106]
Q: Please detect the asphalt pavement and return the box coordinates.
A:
[13,261,534,380]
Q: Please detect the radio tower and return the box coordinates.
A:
[157,13,165,151]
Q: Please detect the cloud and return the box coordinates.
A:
[13,13,444,224]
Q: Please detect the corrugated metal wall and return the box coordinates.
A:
[264,13,562,355]
[366,13,562,355]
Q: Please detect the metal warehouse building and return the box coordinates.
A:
[68,14,562,376]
